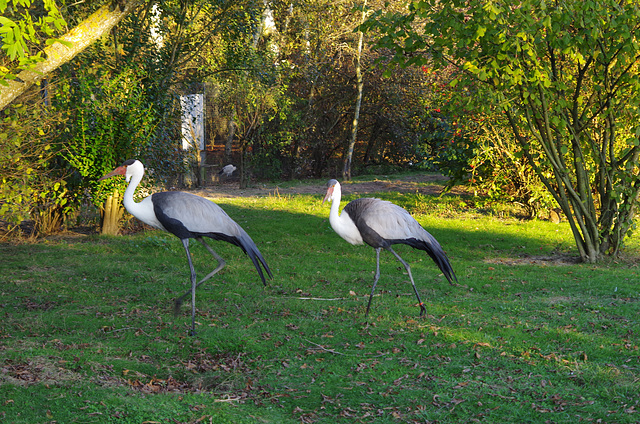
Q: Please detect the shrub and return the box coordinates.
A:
[0,101,72,236]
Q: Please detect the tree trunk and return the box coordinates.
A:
[505,108,620,264]
[0,0,141,110]
[100,190,124,236]
[342,0,367,181]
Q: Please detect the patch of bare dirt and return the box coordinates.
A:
[485,255,582,266]
[191,174,468,199]
[0,357,83,387]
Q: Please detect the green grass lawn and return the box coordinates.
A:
[1,179,639,423]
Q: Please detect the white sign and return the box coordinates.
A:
[180,94,204,151]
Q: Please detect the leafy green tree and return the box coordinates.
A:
[368,0,640,262]
[56,67,163,203]
[256,0,424,179]
[0,0,140,110]
[413,63,555,218]
[467,115,558,219]
[0,0,66,81]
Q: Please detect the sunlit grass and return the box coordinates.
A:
[1,181,639,423]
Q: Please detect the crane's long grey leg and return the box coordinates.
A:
[365,248,383,317]
[195,237,226,284]
[179,238,198,336]
[174,237,226,317]
[386,246,427,317]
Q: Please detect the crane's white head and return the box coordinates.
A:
[99,159,144,183]
[323,179,340,205]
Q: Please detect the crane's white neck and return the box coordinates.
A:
[327,181,363,245]
[123,161,145,213]
[328,181,342,228]
[119,160,164,230]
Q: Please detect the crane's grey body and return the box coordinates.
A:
[218,164,236,177]
[151,190,271,284]
[100,159,271,335]
[343,197,456,279]
[323,179,456,317]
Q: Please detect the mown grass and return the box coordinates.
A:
[1,178,639,423]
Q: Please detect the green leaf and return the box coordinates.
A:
[0,16,15,29]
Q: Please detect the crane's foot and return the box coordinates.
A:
[418,302,427,317]
[189,329,197,337]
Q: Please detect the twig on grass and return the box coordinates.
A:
[104,326,135,333]
[213,395,242,403]
[303,338,387,358]
[296,297,347,301]
[304,339,347,355]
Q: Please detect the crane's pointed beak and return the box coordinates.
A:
[99,165,127,181]
[322,185,334,205]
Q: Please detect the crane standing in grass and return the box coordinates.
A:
[323,179,457,317]
[100,159,272,335]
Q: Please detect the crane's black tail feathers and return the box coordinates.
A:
[203,230,272,286]
[425,246,457,285]
[400,236,458,284]
[237,233,273,286]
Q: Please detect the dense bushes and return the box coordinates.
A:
[0,100,71,235]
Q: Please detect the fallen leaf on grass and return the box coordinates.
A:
[126,376,194,394]
[531,403,552,413]
[339,407,358,417]
[392,375,408,386]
